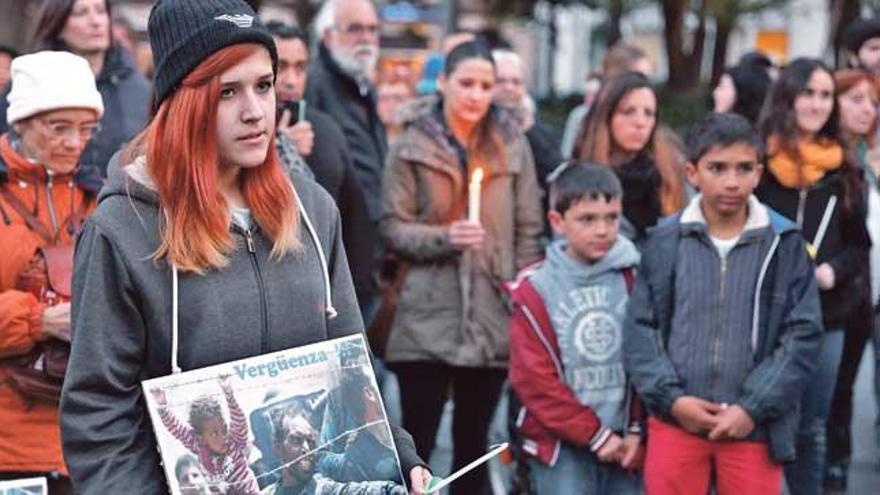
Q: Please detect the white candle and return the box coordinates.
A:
[468,168,484,223]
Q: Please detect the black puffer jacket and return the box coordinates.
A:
[616,153,663,238]
[304,107,376,308]
[0,46,150,177]
[756,168,871,329]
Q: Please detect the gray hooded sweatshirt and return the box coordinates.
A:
[530,237,640,432]
[60,157,422,494]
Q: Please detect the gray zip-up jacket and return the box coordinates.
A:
[624,195,823,462]
[60,157,422,493]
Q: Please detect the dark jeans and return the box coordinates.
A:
[0,472,72,495]
[827,297,874,466]
[528,444,642,495]
[784,330,845,495]
[875,312,880,451]
[390,362,506,495]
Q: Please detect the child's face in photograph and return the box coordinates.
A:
[199,416,230,455]
[550,196,622,264]
[686,143,762,219]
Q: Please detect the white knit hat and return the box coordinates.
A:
[6,51,104,125]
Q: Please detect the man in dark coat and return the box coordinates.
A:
[269,21,375,312]
[306,0,387,316]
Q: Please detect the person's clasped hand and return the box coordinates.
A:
[41,302,71,341]
[671,396,755,441]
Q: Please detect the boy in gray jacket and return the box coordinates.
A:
[624,113,823,495]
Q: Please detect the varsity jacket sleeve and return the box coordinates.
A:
[622,251,687,422]
[60,221,166,494]
[737,234,823,425]
[508,292,608,450]
[0,289,44,358]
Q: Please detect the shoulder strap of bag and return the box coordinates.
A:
[40,244,75,299]
[62,194,93,238]
[0,186,55,243]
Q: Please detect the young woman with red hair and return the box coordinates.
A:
[59,1,428,493]
[824,68,880,490]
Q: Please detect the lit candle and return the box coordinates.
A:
[468,168,484,223]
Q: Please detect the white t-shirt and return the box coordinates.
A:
[230,205,252,231]
[710,235,740,259]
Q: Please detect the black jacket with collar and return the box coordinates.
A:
[305,43,387,225]
[756,168,871,329]
[304,106,377,306]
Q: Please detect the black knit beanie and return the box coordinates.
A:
[148,0,278,108]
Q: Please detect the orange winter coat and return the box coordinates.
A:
[0,134,97,474]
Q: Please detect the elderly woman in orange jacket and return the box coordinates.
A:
[0,51,103,493]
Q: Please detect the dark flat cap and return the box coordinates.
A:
[843,18,880,52]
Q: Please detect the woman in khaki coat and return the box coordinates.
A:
[380,41,544,494]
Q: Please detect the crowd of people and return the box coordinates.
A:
[0,0,879,494]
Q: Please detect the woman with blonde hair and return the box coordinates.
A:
[573,71,686,240]
[824,68,880,490]
[560,43,653,157]
[59,1,429,493]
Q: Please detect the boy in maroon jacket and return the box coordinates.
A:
[508,164,643,494]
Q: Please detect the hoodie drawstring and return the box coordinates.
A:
[171,264,182,375]
[289,183,338,320]
[168,186,336,375]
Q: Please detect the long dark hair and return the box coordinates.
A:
[31,0,112,52]
[758,58,841,153]
[759,57,861,210]
[575,71,685,214]
[443,40,506,173]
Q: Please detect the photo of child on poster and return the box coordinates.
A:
[143,335,406,495]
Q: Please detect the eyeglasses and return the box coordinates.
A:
[337,23,380,37]
[36,118,102,142]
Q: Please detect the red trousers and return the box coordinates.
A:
[644,417,782,495]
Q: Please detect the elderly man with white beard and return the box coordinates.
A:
[307,0,386,319]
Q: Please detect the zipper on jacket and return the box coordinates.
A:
[245,228,270,354]
[45,173,59,237]
[796,189,807,228]
[709,253,727,399]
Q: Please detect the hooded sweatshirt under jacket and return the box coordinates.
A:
[60,157,422,494]
[529,237,640,432]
